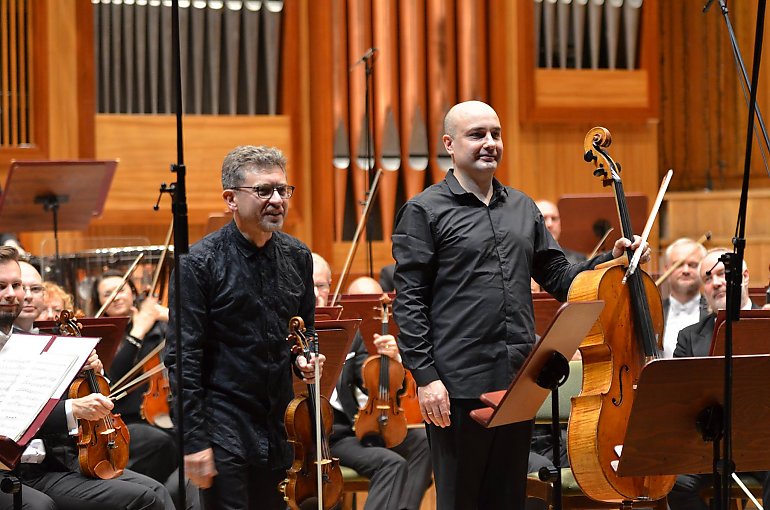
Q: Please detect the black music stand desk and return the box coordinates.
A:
[0,160,117,263]
[292,318,360,399]
[616,355,770,477]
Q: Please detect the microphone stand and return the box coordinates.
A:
[156,1,189,508]
[704,2,767,509]
[351,48,378,278]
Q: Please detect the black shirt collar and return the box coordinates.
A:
[229,220,274,259]
[445,168,508,202]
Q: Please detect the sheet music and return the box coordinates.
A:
[0,352,78,441]
[0,333,99,443]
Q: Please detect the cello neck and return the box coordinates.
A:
[609,170,659,358]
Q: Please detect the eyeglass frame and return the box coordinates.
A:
[230,184,296,199]
[23,284,45,295]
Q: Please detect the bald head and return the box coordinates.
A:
[347,276,383,295]
[443,101,499,138]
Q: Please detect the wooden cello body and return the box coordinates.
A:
[567,128,676,503]
[567,264,671,501]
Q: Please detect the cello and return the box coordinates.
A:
[566,127,676,504]
[279,317,343,510]
[353,295,408,447]
[59,310,131,480]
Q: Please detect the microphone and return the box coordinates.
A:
[350,48,378,70]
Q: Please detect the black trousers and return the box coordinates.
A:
[0,478,55,510]
[126,421,179,484]
[200,444,287,510]
[18,468,174,510]
[426,398,533,510]
[330,427,433,510]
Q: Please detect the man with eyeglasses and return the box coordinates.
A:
[165,145,324,510]
[13,260,47,333]
[0,246,175,510]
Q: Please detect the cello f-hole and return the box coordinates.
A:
[611,365,630,407]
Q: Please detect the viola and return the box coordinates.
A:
[566,128,675,503]
[279,317,343,510]
[60,310,131,480]
[140,351,172,429]
[353,295,408,448]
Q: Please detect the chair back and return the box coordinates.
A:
[534,360,582,424]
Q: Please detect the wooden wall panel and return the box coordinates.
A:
[661,189,770,287]
[19,115,293,254]
[658,2,770,192]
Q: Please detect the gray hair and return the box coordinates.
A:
[698,247,747,282]
[221,145,287,189]
[665,237,707,265]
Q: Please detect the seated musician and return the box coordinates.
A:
[38,282,75,321]
[0,245,174,510]
[12,261,47,333]
[91,271,178,490]
[660,238,708,358]
[669,248,769,510]
[312,254,432,510]
[535,200,586,265]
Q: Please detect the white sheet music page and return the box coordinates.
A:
[0,351,78,441]
[0,334,99,442]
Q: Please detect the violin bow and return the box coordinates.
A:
[314,335,323,510]
[330,168,384,305]
[94,253,145,318]
[622,169,673,284]
[148,222,174,298]
[655,231,712,287]
[588,227,614,259]
[109,340,166,393]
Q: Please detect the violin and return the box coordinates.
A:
[140,350,172,429]
[566,128,675,503]
[353,295,408,448]
[279,317,343,510]
[60,310,131,480]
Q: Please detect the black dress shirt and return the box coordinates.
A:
[165,221,315,468]
[392,170,612,398]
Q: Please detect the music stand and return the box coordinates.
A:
[615,355,770,477]
[558,193,648,255]
[710,309,770,356]
[470,301,604,510]
[34,316,129,372]
[0,160,117,278]
[292,318,360,399]
[338,293,396,354]
[315,306,343,321]
[532,292,562,337]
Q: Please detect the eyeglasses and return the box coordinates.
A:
[231,184,295,199]
[23,284,45,295]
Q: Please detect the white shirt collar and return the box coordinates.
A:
[669,295,701,316]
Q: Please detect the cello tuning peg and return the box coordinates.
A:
[584,150,595,163]
[593,167,607,178]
